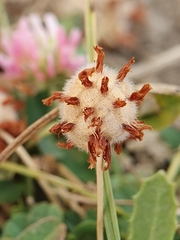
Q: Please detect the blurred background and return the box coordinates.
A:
[2,0,180,84]
[0,0,180,239]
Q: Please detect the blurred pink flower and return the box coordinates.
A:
[0,13,85,81]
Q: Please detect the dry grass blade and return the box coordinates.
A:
[0,129,60,205]
[0,108,59,163]
[132,44,180,81]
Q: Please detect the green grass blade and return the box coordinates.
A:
[104,170,121,240]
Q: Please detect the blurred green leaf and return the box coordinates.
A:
[173,232,180,240]
[25,90,51,125]
[59,14,83,33]
[118,217,130,240]
[64,211,81,233]
[38,135,67,160]
[129,171,177,240]
[0,180,24,203]
[15,217,62,240]
[27,202,63,224]
[161,127,180,149]
[2,213,27,238]
[2,203,64,239]
[72,220,96,240]
[142,94,180,129]
[38,135,95,182]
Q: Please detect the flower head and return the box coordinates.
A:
[43,46,152,170]
[0,13,85,82]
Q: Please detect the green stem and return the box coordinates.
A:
[0,161,96,199]
[0,0,10,39]
[166,149,180,182]
[116,205,131,219]
[104,170,121,240]
[85,0,97,62]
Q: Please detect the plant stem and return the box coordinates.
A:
[85,2,105,239]
[166,149,180,182]
[85,0,97,62]
[96,154,104,240]
[104,170,121,240]
[0,161,96,199]
[0,0,10,33]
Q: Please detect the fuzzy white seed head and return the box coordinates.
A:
[43,46,152,170]
[60,65,137,151]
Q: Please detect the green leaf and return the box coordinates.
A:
[27,202,63,224]
[25,90,51,125]
[72,220,96,240]
[38,135,67,160]
[2,213,27,238]
[0,237,13,240]
[142,94,180,129]
[0,180,24,203]
[15,217,61,240]
[64,210,81,232]
[129,171,177,240]
[2,203,64,239]
[161,127,180,149]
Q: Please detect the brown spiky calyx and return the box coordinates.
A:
[129,84,152,104]
[117,57,135,82]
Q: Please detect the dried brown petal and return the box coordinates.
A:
[83,107,95,121]
[102,139,111,170]
[0,139,6,152]
[78,68,94,88]
[114,142,122,155]
[42,92,63,106]
[100,76,109,94]
[88,133,102,158]
[89,117,102,129]
[3,96,24,110]
[129,84,152,104]
[2,96,14,105]
[87,127,112,170]
[57,141,74,149]
[49,122,66,136]
[87,155,96,170]
[123,122,152,141]
[88,135,98,169]
[113,98,126,108]
[94,46,105,73]
[64,97,80,105]
[117,57,135,82]
[60,123,75,134]
[49,121,74,136]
